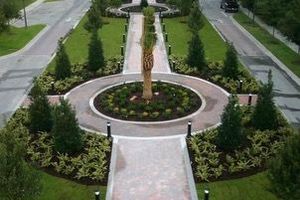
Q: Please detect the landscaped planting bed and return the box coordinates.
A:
[188,107,292,182]
[12,109,111,185]
[94,81,202,121]
[172,56,259,94]
[38,56,123,95]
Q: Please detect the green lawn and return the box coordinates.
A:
[164,17,227,61]
[0,25,45,56]
[15,0,37,10]
[234,12,300,78]
[38,171,106,200]
[196,172,278,200]
[47,17,125,72]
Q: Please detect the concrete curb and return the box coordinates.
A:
[230,16,300,88]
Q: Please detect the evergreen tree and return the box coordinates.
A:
[29,80,53,134]
[140,0,148,8]
[93,0,109,14]
[180,0,193,16]
[88,30,105,72]
[223,43,239,80]
[52,98,83,154]
[186,33,206,71]
[0,122,41,200]
[187,2,204,33]
[109,0,122,8]
[55,39,71,80]
[252,70,278,130]
[84,4,103,32]
[216,95,244,151]
[268,133,300,199]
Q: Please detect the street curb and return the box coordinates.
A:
[230,16,300,88]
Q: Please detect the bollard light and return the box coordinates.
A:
[117,61,121,71]
[239,80,243,93]
[204,189,209,200]
[125,24,128,32]
[95,191,100,200]
[248,93,253,106]
[187,121,192,138]
[165,33,168,42]
[123,34,126,43]
[163,23,166,32]
[107,122,111,139]
[51,81,55,92]
[172,60,176,71]
[168,45,171,55]
[121,46,124,56]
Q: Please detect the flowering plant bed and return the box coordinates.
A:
[94,81,202,121]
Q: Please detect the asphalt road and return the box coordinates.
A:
[0,0,90,126]
[200,0,300,128]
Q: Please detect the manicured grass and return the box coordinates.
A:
[164,17,227,61]
[196,172,278,200]
[234,12,300,78]
[0,25,45,56]
[47,17,125,72]
[38,171,106,200]
[16,0,37,9]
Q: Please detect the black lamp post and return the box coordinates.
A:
[107,122,111,139]
[187,121,192,138]
[95,191,100,200]
[204,189,209,200]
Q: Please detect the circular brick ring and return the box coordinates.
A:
[65,73,229,137]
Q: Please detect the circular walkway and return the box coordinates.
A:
[66,73,229,137]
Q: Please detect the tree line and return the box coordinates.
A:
[241,0,300,48]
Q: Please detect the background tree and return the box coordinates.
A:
[223,43,239,80]
[0,122,41,200]
[268,132,300,199]
[52,98,83,154]
[0,0,20,32]
[186,33,206,71]
[94,0,109,14]
[216,95,244,151]
[55,39,71,80]
[109,0,122,8]
[187,2,204,33]
[29,80,52,134]
[252,70,278,130]
[84,3,103,32]
[88,30,105,72]
[140,0,148,8]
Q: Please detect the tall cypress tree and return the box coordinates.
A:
[252,70,278,130]
[186,33,206,71]
[188,2,204,33]
[52,98,83,154]
[88,30,105,72]
[29,80,53,134]
[223,43,239,79]
[216,95,244,151]
[84,3,103,32]
[55,39,71,80]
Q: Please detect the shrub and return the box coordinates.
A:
[186,33,206,71]
[216,95,245,151]
[29,80,53,133]
[88,30,105,72]
[55,39,71,80]
[268,133,300,199]
[52,98,83,154]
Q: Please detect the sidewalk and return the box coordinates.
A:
[106,136,198,200]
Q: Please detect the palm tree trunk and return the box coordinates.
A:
[142,51,153,100]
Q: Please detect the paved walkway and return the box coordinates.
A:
[106,136,198,200]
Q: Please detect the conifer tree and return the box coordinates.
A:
[0,123,41,200]
[186,33,206,71]
[252,70,278,130]
[88,30,105,72]
[84,4,103,32]
[188,2,204,33]
[52,98,83,154]
[29,80,53,134]
[140,0,148,8]
[268,133,300,199]
[55,39,71,80]
[223,43,239,80]
[216,95,244,151]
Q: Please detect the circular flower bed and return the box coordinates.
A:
[120,5,168,13]
[94,81,202,121]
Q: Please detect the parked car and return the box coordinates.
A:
[220,0,239,12]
